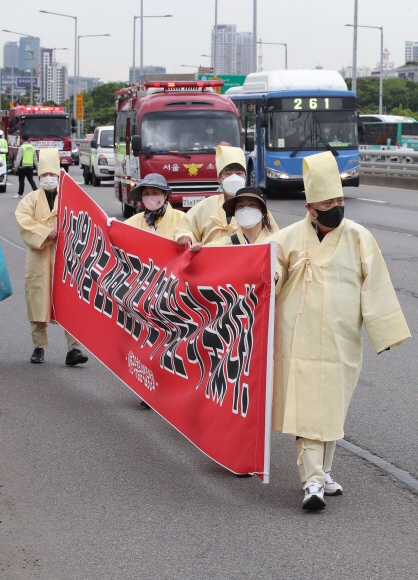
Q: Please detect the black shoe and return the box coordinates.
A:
[65,348,88,366]
[30,347,44,364]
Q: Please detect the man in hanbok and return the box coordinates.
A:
[15,148,89,366]
[269,151,410,510]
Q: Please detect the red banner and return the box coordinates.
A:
[53,172,275,482]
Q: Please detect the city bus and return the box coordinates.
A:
[227,70,360,193]
[359,114,418,149]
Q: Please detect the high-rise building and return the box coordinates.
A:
[40,49,68,104]
[129,65,166,84]
[405,41,418,63]
[211,24,237,75]
[236,32,253,75]
[3,41,19,68]
[19,36,41,72]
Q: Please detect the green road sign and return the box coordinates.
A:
[197,74,246,94]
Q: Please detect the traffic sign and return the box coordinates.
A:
[198,67,214,75]
[76,93,83,120]
[197,74,246,94]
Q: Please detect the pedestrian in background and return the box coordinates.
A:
[0,129,8,165]
[268,151,410,511]
[15,148,89,366]
[13,134,37,199]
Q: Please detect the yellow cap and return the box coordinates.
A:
[303,151,343,203]
[215,145,246,176]
[38,148,60,177]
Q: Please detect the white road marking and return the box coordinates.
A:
[356,198,388,204]
[338,439,418,494]
[0,233,26,252]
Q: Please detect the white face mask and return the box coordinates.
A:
[40,176,59,191]
[142,195,165,211]
[221,174,246,196]
[235,206,263,228]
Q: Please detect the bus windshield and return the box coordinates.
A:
[267,110,358,150]
[141,111,240,153]
[20,116,71,138]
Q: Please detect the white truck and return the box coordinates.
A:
[79,125,115,186]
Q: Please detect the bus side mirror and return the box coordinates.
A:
[259,111,268,128]
[358,122,364,136]
[90,139,97,149]
[132,135,142,156]
[245,135,255,152]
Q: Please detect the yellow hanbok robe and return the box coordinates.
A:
[207,225,272,246]
[124,202,183,240]
[15,188,58,322]
[174,193,279,245]
[269,214,411,441]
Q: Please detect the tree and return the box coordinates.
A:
[60,81,124,134]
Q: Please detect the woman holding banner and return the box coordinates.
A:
[190,186,274,251]
[125,174,183,239]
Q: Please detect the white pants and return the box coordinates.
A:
[296,438,337,487]
[30,321,79,349]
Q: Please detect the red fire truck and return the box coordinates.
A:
[114,80,241,217]
[4,105,75,172]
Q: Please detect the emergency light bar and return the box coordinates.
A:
[143,80,224,91]
[13,106,65,114]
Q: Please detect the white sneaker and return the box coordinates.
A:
[324,470,343,496]
[302,482,326,510]
[12,194,23,199]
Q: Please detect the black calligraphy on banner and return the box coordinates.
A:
[60,207,258,417]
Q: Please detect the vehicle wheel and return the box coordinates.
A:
[92,169,101,187]
[122,201,134,218]
[83,166,92,185]
[248,165,255,186]
[63,165,69,173]
[0,184,6,193]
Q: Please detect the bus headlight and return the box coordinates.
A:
[340,166,359,179]
[267,168,290,180]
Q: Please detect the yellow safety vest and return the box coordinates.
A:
[0,138,7,162]
[21,143,35,167]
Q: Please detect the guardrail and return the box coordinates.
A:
[359,147,418,178]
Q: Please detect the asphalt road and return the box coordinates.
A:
[0,168,417,580]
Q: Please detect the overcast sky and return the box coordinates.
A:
[2,0,417,82]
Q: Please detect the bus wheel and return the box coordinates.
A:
[122,201,134,218]
[63,165,69,173]
[248,165,255,186]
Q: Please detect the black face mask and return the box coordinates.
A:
[314,205,344,229]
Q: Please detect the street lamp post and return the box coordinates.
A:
[345,23,383,114]
[78,35,110,136]
[132,6,173,84]
[253,0,257,73]
[24,46,35,104]
[214,0,218,77]
[257,40,288,70]
[39,11,77,124]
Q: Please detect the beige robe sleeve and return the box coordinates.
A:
[360,230,411,353]
[15,192,54,251]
